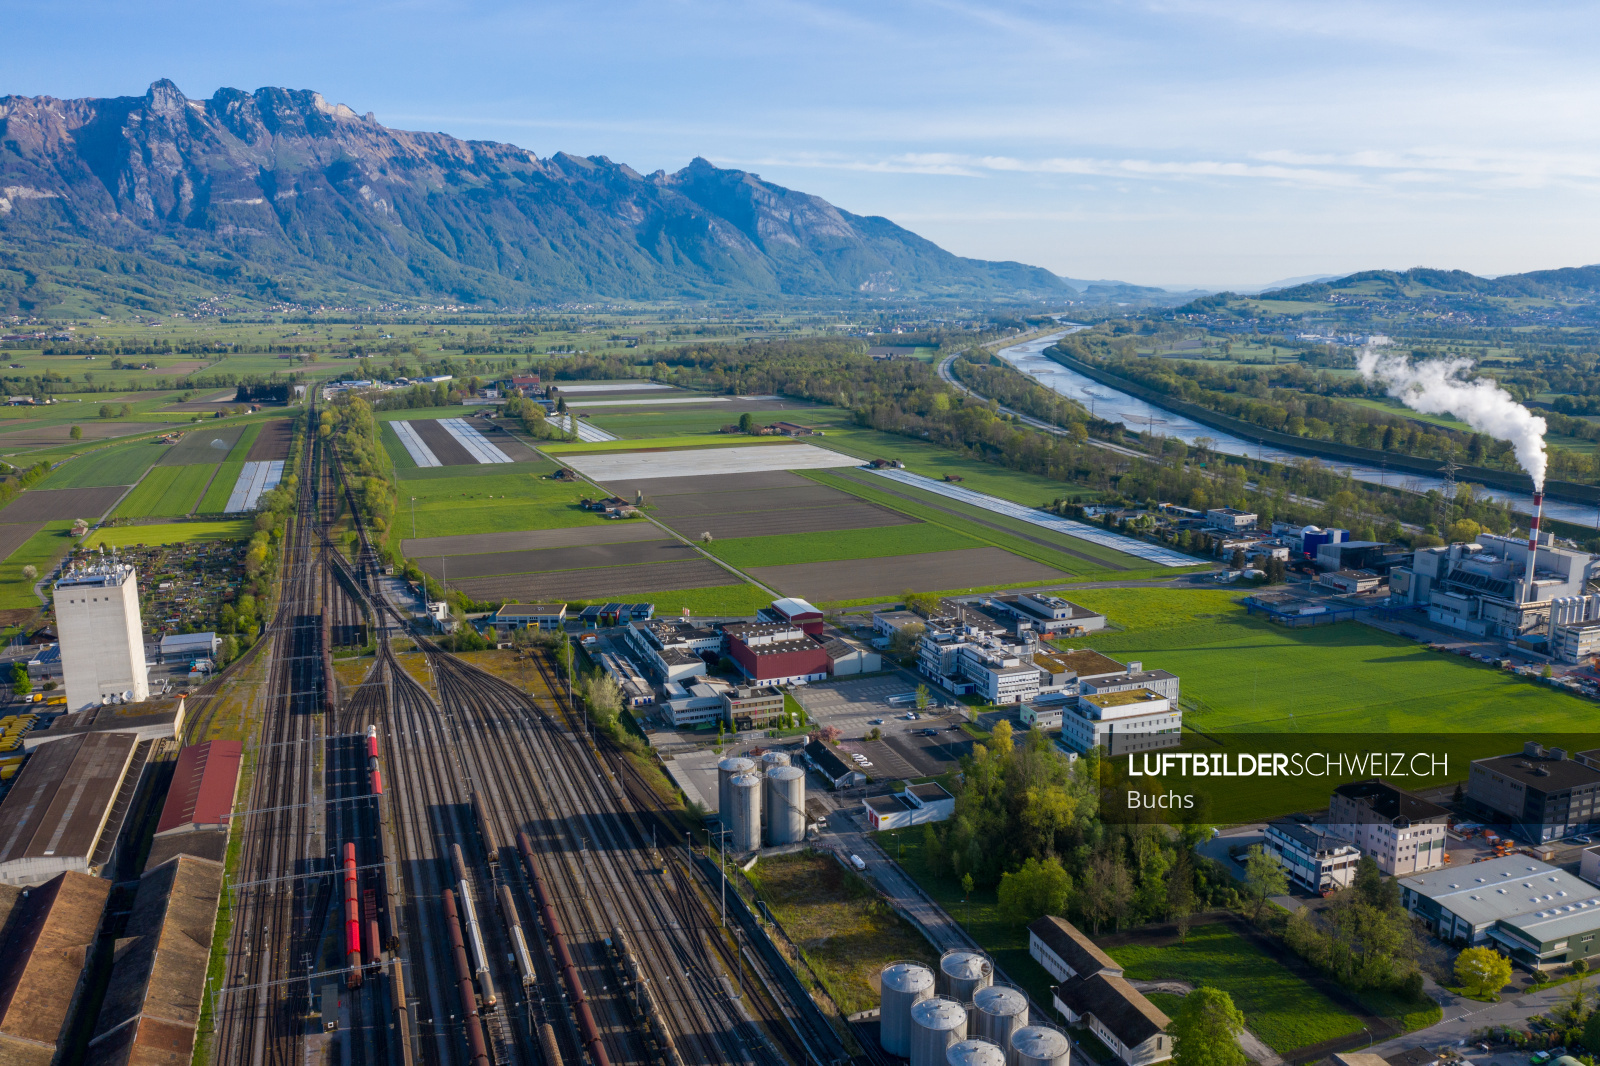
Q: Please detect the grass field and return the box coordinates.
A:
[1108,924,1363,1052]
[115,464,217,518]
[397,471,610,539]
[84,519,254,549]
[1064,587,1599,733]
[381,423,419,473]
[38,438,167,488]
[540,434,800,455]
[744,850,939,1016]
[704,523,984,568]
[197,461,245,513]
[227,422,263,461]
[586,404,842,438]
[0,521,76,610]
[402,458,562,482]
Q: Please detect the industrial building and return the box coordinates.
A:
[818,634,881,676]
[491,603,568,631]
[145,740,241,868]
[916,612,1043,704]
[1263,819,1361,893]
[722,685,785,731]
[1329,780,1450,876]
[723,622,831,686]
[1318,569,1384,594]
[1205,508,1257,532]
[157,631,219,662]
[0,731,143,885]
[1053,972,1172,1066]
[767,597,825,634]
[86,853,224,1066]
[1028,915,1121,983]
[22,696,184,751]
[870,610,925,642]
[1549,593,1600,664]
[1399,857,1600,968]
[53,558,150,711]
[1315,541,1411,574]
[0,870,112,1064]
[662,678,735,728]
[861,781,954,830]
[803,738,866,789]
[596,650,656,707]
[1390,532,1599,640]
[988,593,1107,636]
[1467,743,1600,843]
[627,619,719,683]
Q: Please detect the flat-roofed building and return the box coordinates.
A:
[1206,508,1258,532]
[722,685,785,731]
[724,622,830,686]
[819,635,881,676]
[1062,688,1181,755]
[1468,743,1600,843]
[1021,702,1065,730]
[1077,662,1180,702]
[993,593,1107,635]
[86,854,224,1066]
[0,870,112,1064]
[1029,915,1121,982]
[1400,856,1600,968]
[769,597,825,636]
[0,731,141,885]
[492,603,567,631]
[862,782,954,831]
[627,619,717,684]
[23,697,184,751]
[1264,819,1361,893]
[596,651,655,708]
[1329,779,1450,875]
[53,560,150,711]
[1319,569,1383,594]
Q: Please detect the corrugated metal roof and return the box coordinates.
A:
[0,732,138,872]
[155,741,242,836]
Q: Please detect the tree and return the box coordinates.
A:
[990,720,1014,757]
[738,412,755,434]
[69,425,81,439]
[1230,548,1246,570]
[1170,986,1246,1066]
[997,856,1074,923]
[1243,846,1288,920]
[700,531,714,544]
[1455,946,1512,999]
[1168,849,1196,942]
[1446,518,1482,544]
[915,684,930,711]
[888,624,925,664]
[1083,851,1133,932]
[20,564,36,583]
[1583,1004,1600,1053]
[10,663,30,696]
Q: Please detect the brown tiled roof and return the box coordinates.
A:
[1054,971,1169,1047]
[0,871,111,1056]
[1029,915,1122,978]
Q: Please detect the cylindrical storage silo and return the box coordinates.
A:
[1010,1026,1071,1066]
[729,773,762,852]
[911,996,968,1066]
[880,962,936,1058]
[718,757,755,819]
[762,750,791,771]
[765,765,806,846]
[947,1039,1007,1066]
[972,985,1028,1051]
[940,950,994,1003]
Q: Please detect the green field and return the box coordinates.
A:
[541,434,801,455]
[197,461,245,513]
[38,438,167,488]
[0,522,76,610]
[404,458,560,482]
[381,423,419,473]
[227,422,263,461]
[704,523,984,568]
[397,471,611,540]
[115,464,217,518]
[1065,587,1598,733]
[1108,924,1363,1052]
[84,519,254,549]
[586,404,842,438]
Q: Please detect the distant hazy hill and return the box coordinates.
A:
[0,80,1072,312]
[1265,266,1600,302]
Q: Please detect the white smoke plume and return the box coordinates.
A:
[1357,348,1548,490]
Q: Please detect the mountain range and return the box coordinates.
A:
[0,80,1074,312]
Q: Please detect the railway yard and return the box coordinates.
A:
[207,406,847,1066]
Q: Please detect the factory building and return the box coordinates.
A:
[0,870,112,1063]
[1205,508,1258,532]
[23,696,184,751]
[723,622,831,686]
[1329,780,1450,876]
[988,593,1107,636]
[144,740,242,868]
[1061,688,1182,755]
[0,731,143,885]
[721,685,786,732]
[596,650,655,707]
[491,603,568,631]
[1389,532,1598,639]
[87,853,224,1066]
[53,558,150,711]
[767,597,825,635]
[1467,743,1600,843]
[862,782,955,830]
[627,619,719,683]
[1399,857,1600,968]
[1549,594,1600,664]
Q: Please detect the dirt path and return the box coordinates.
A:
[1129,980,1284,1066]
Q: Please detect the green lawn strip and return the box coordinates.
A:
[197,461,245,513]
[814,580,1086,610]
[873,825,1059,1006]
[156,464,219,516]
[800,470,1114,576]
[1061,587,1599,734]
[608,583,771,616]
[1107,924,1363,1053]
[114,466,186,518]
[743,850,941,1016]
[541,435,802,455]
[0,522,76,610]
[704,524,985,569]
[397,470,611,540]
[37,438,167,488]
[375,406,475,421]
[85,519,254,549]
[587,405,846,438]
[381,423,419,473]
[806,423,1094,508]
[226,421,263,461]
[401,458,561,482]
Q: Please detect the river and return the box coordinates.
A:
[995,329,1600,529]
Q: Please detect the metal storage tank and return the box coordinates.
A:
[947,1039,1007,1066]
[728,773,762,852]
[765,766,806,846]
[910,996,968,1066]
[940,950,994,1003]
[972,985,1028,1050]
[762,750,791,771]
[879,962,936,1057]
[1010,1026,1071,1066]
[718,756,755,818]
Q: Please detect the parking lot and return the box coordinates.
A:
[793,672,972,781]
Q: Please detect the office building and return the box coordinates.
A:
[1468,743,1600,843]
[1329,780,1449,875]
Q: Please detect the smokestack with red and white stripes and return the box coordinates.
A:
[1524,490,1544,605]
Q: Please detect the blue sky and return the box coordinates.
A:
[6,1,1599,289]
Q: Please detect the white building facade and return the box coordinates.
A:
[54,560,150,711]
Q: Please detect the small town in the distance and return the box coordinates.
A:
[9,73,1600,1066]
